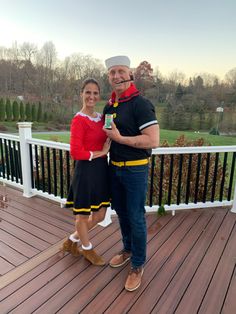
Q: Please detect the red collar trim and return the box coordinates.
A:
[108,83,140,105]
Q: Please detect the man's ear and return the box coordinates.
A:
[130,72,134,81]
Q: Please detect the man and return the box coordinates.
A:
[103,55,159,291]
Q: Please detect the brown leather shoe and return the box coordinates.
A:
[109,250,131,268]
[125,267,144,292]
[81,249,105,266]
[61,238,80,256]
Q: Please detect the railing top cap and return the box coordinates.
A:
[17,122,33,128]
[152,145,236,154]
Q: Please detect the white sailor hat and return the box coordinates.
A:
[105,55,130,70]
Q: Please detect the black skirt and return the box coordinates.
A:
[66,157,110,215]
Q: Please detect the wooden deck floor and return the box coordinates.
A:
[0,185,236,314]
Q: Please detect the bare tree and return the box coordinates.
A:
[196,72,219,87]
[36,41,57,100]
[225,68,236,88]
[60,53,104,97]
[20,42,38,63]
[166,70,186,86]
[0,46,9,60]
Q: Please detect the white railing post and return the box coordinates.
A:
[18,122,33,197]
[231,183,236,213]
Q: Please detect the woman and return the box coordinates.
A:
[62,78,110,266]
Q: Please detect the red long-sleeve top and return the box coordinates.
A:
[70,112,107,160]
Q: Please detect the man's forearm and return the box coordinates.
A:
[117,134,158,149]
[105,123,160,149]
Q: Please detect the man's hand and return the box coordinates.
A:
[103,122,123,143]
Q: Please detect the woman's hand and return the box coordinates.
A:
[102,138,111,154]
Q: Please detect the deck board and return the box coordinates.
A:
[221,265,236,314]
[0,219,51,250]
[173,210,235,314]
[0,184,75,278]
[0,228,40,258]
[0,185,236,314]
[125,211,217,314]
[0,257,15,275]
[82,212,192,314]
[197,221,236,314]
[0,240,27,266]
[0,205,66,239]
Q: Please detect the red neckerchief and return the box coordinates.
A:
[108,83,140,106]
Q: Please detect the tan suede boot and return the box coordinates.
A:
[61,238,80,256]
[70,242,80,256]
[81,249,105,266]
[61,238,72,253]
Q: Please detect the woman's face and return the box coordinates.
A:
[81,83,100,108]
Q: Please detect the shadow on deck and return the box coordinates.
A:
[0,185,236,314]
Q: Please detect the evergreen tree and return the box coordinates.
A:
[6,99,12,121]
[43,111,48,122]
[0,98,5,121]
[12,100,20,121]
[31,104,36,121]
[20,102,25,121]
[172,104,189,130]
[161,103,173,130]
[175,83,184,101]
[196,102,206,130]
[25,102,32,121]
[48,113,53,121]
[37,101,43,122]
[187,78,194,94]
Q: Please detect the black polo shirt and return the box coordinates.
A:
[104,88,158,162]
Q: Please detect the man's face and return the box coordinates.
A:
[108,65,132,95]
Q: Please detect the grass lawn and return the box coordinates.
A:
[160,129,236,146]
[33,133,71,143]
[33,129,236,146]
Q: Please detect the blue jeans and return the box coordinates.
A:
[110,164,149,268]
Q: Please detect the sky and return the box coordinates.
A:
[0,0,235,79]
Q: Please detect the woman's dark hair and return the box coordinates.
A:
[81,78,100,93]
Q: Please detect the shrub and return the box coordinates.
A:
[148,135,227,206]
[55,123,66,130]
[43,112,48,122]
[25,103,32,121]
[5,99,12,121]
[45,126,53,131]
[31,104,37,121]
[0,98,5,121]
[12,100,20,121]
[37,102,43,122]
[20,102,25,121]
[0,124,8,131]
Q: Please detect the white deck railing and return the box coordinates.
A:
[0,123,235,226]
